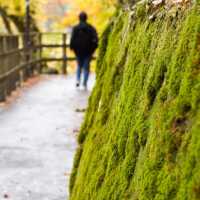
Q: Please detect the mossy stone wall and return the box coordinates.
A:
[70,2,200,200]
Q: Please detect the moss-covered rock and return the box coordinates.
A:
[70,1,200,199]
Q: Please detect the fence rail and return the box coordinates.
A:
[0,32,79,102]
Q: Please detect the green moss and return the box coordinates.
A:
[70,3,200,200]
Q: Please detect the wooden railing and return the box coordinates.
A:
[0,32,76,102]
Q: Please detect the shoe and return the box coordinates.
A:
[83,84,87,91]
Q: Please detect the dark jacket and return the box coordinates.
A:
[70,22,98,57]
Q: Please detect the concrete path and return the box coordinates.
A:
[0,75,94,200]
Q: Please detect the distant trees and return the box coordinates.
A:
[0,0,39,34]
[0,0,116,34]
[39,0,116,33]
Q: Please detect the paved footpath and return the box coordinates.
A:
[0,75,94,200]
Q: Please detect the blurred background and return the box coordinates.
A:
[0,0,116,33]
[0,0,116,73]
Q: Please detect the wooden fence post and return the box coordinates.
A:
[0,37,6,102]
[62,33,67,74]
[4,36,11,97]
[22,34,28,81]
[38,33,43,73]
[13,36,20,88]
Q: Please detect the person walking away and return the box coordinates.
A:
[70,12,98,89]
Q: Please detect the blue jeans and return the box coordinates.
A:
[76,56,91,86]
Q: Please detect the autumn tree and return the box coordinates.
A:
[37,0,116,33]
[0,0,39,33]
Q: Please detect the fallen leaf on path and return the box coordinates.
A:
[75,108,86,113]
[64,172,71,176]
[4,194,9,199]
[73,129,80,133]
